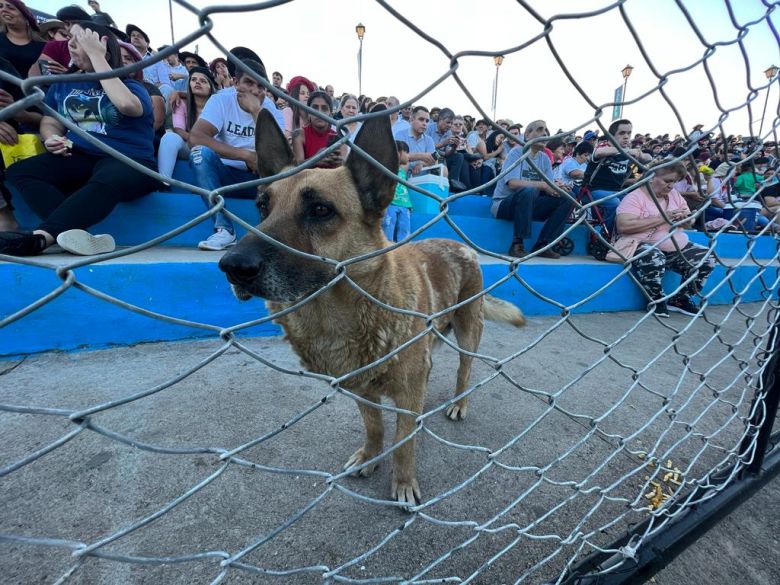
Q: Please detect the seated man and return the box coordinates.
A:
[584,118,651,235]
[158,46,188,93]
[426,107,467,191]
[490,120,573,259]
[393,106,441,177]
[188,58,285,251]
[126,24,174,101]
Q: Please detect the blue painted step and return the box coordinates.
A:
[1,247,776,357]
[9,186,778,261]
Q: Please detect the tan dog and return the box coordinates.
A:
[219,109,525,505]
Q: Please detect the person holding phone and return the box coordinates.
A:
[615,161,715,317]
[292,91,345,168]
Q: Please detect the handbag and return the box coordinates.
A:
[605,223,659,263]
[605,237,640,263]
[0,134,45,168]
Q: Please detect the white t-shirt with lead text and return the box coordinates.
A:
[199,88,285,170]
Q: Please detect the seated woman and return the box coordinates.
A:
[615,161,715,318]
[158,66,216,180]
[337,93,361,141]
[281,75,315,143]
[0,22,161,256]
[291,91,345,168]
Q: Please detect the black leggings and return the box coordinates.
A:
[6,150,161,238]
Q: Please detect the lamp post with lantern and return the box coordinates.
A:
[758,64,779,137]
[356,23,366,97]
[620,64,634,118]
[491,55,505,121]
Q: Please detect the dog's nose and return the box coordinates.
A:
[218,250,262,282]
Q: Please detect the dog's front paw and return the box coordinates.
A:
[391,477,421,508]
[445,402,468,421]
[343,448,379,477]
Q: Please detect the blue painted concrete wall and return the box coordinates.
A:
[2,256,776,357]
[2,161,778,357]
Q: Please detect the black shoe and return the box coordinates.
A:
[449,178,468,192]
[0,231,46,256]
[533,242,561,259]
[648,300,669,318]
[668,296,700,316]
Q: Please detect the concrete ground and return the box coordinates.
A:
[1,304,778,584]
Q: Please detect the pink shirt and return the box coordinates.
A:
[172,102,188,130]
[616,186,690,252]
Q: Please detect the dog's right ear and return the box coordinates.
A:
[255,108,293,177]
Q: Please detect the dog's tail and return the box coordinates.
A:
[483,296,526,327]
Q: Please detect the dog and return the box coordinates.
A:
[219,108,526,506]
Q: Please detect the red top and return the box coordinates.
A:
[303,125,338,166]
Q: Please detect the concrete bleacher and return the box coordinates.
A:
[2,161,778,357]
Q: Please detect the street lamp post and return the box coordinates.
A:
[620,64,634,118]
[356,23,366,96]
[168,0,175,43]
[491,55,504,121]
[758,64,779,137]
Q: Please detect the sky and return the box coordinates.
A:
[32,0,780,139]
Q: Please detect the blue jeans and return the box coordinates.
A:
[590,189,623,234]
[189,145,256,233]
[382,205,411,242]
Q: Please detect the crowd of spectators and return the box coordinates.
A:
[0,1,778,313]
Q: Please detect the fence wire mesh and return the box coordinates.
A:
[1,0,780,583]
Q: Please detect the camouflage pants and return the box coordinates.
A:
[632,242,715,301]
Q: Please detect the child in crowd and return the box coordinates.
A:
[383,141,412,242]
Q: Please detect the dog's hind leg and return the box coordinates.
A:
[344,394,384,478]
[445,299,484,421]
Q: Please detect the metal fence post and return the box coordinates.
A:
[743,306,780,474]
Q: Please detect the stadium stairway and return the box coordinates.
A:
[2,161,778,357]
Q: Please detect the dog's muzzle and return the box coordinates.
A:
[219,249,262,300]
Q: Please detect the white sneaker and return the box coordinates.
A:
[198,228,236,251]
[56,229,116,256]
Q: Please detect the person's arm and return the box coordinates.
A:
[593,144,619,159]
[292,129,305,165]
[188,118,256,171]
[0,121,17,145]
[408,151,435,165]
[28,53,68,77]
[506,154,559,194]
[76,28,143,117]
[151,95,165,131]
[628,148,652,163]
[39,115,71,155]
[618,210,688,233]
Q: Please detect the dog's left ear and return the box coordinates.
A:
[346,105,400,214]
[255,108,294,177]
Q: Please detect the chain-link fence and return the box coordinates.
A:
[1,1,780,583]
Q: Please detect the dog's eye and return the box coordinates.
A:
[257,199,270,219]
[309,203,334,220]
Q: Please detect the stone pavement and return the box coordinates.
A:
[1,305,778,584]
